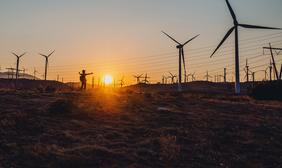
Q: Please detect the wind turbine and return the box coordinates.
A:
[133,74,143,84]
[210,0,281,94]
[204,71,212,82]
[165,76,169,84]
[162,75,165,84]
[188,72,196,82]
[162,31,199,91]
[143,73,150,84]
[21,67,28,79]
[261,67,268,81]
[184,74,190,83]
[12,52,26,80]
[168,72,177,84]
[39,50,55,80]
[192,73,196,81]
[119,76,125,88]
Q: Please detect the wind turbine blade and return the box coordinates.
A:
[183,34,200,46]
[161,31,181,45]
[239,24,281,30]
[11,52,19,57]
[48,50,55,57]
[210,27,235,58]
[39,53,47,57]
[225,0,237,22]
[19,52,26,57]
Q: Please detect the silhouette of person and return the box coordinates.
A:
[79,70,93,90]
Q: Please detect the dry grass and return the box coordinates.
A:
[0,88,282,167]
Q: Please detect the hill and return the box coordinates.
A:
[0,72,40,80]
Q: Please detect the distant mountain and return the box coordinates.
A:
[0,72,40,80]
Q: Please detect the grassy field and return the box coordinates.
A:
[0,87,282,167]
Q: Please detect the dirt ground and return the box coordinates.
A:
[0,88,282,168]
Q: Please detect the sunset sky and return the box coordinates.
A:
[0,0,282,84]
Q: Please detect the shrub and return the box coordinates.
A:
[45,85,58,93]
[48,99,75,115]
[249,81,282,100]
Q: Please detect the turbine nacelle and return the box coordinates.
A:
[176,45,183,49]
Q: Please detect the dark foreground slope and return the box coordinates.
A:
[0,79,71,91]
[0,89,282,167]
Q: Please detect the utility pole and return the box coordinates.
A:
[263,44,282,80]
[33,68,38,80]
[224,68,227,83]
[264,67,268,81]
[6,68,16,79]
[20,68,27,78]
[6,68,12,79]
[252,72,255,83]
[23,68,26,76]
[6,68,10,79]
[57,75,60,81]
[245,59,249,82]
[162,75,165,84]
[250,71,256,88]
[92,76,94,89]
[204,71,211,82]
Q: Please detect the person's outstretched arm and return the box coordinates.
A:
[86,73,93,75]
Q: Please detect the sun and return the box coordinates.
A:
[103,74,113,85]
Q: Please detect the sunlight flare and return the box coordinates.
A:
[103,74,113,85]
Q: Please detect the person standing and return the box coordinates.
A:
[79,70,93,90]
